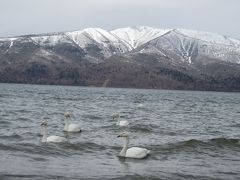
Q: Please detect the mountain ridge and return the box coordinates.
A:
[2,26,240,46]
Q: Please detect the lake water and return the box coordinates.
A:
[0,83,240,180]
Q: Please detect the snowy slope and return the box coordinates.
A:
[173,29,240,64]
[31,34,71,46]
[137,29,240,64]
[176,29,240,47]
[111,26,171,49]
[66,28,121,47]
[66,28,131,57]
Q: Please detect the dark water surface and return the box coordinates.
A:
[0,83,239,180]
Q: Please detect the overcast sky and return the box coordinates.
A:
[0,0,239,39]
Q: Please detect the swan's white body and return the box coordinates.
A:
[123,147,150,159]
[116,120,129,127]
[113,113,129,127]
[137,103,144,108]
[41,122,67,143]
[44,135,67,143]
[63,112,81,132]
[117,132,150,159]
[64,123,81,132]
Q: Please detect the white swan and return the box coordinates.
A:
[117,132,150,159]
[41,121,67,143]
[112,113,129,127]
[63,112,81,132]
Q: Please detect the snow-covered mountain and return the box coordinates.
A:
[0,27,240,91]
[1,26,240,64]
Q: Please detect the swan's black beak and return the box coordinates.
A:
[117,134,121,138]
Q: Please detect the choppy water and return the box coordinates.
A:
[0,83,240,180]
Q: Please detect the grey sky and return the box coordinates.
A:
[0,0,239,39]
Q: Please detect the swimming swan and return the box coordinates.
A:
[63,112,81,132]
[41,121,67,143]
[117,132,150,159]
[112,113,129,127]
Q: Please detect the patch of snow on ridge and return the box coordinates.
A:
[111,26,171,49]
[66,30,93,48]
[9,40,13,48]
[0,37,18,41]
[67,28,125,45]
[31,34,69,46]
[176,29,240,47]
[83,28,121,44]
[66,28,132,54]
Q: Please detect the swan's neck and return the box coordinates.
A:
[116,117,121,125]
[64,118,69,130]
[42,127,48,142]
[119,136,129,157]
